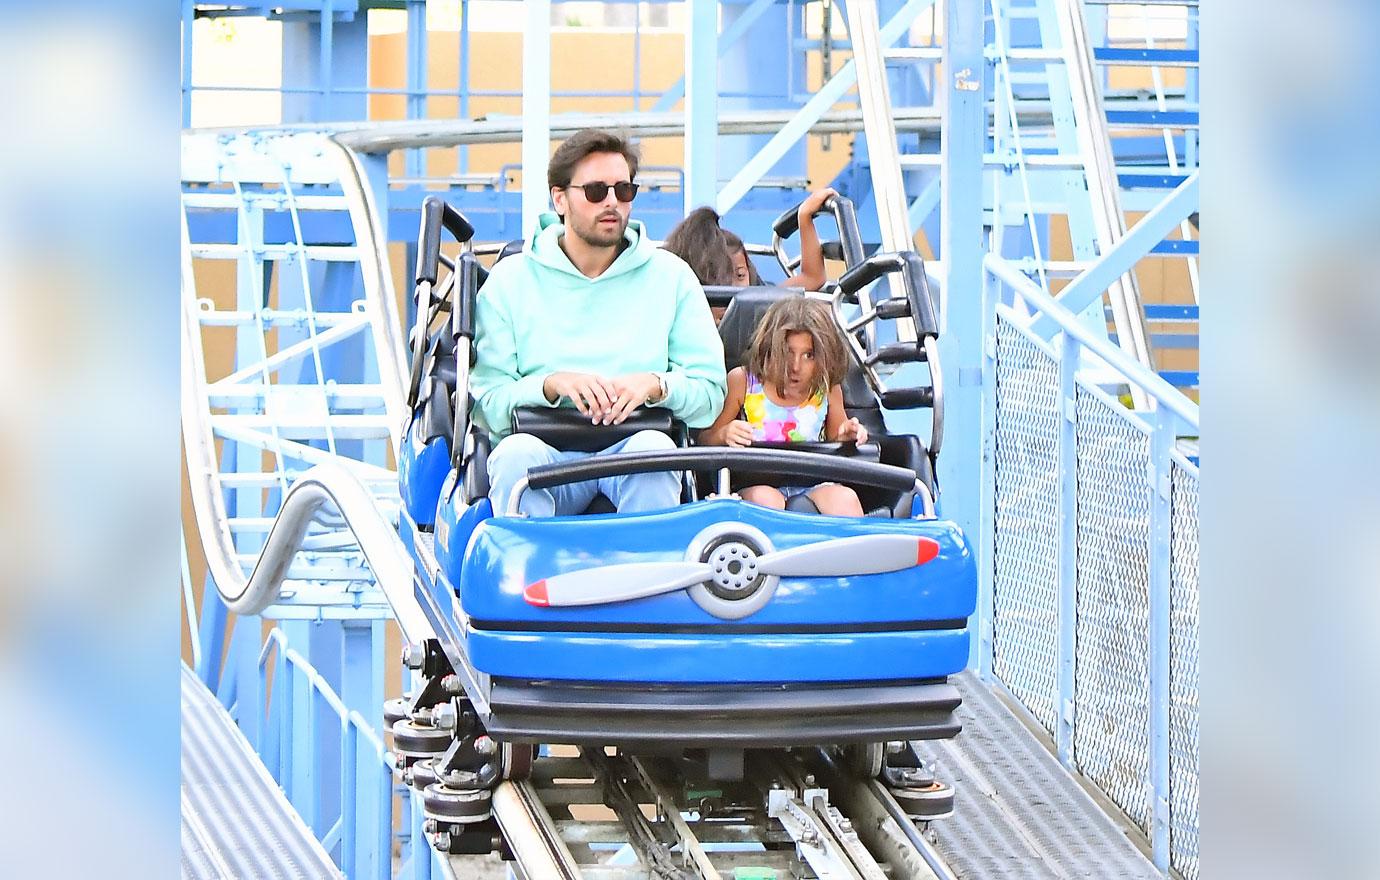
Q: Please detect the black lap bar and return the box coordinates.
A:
[525,447,917,493]
[511,406,678,453]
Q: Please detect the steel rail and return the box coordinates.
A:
[187,107,1055,155]
[627,757,720,880]
[809,748,953,880]
[490,780,584,880]
[188,461,431,643]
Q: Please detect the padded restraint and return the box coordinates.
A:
[510,406,686,452]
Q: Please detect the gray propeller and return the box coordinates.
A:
[524,534,940,608]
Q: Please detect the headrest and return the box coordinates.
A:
[715,286,804,372]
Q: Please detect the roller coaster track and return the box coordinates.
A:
[182,129,408,619]
[464,748,956,880]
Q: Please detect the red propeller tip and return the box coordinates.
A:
[917,538,940,565]
[524,580,549,606]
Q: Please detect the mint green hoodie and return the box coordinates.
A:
[470,212,727,441]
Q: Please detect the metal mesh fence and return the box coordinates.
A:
[991,317,1061,734]
[1170,458,1201,879]
[1073,385,1152,833]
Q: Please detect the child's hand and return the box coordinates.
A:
[834,417,868,445]
[721,420,755,447]
[799,187,839,220]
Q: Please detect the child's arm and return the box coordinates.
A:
[698,368,754,447]
[824,384,869,444]
[783,187,838,292]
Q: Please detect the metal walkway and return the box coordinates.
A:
[914,673,1159,879]
[180,665,342,879]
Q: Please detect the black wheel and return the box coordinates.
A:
[392,719,452,758]
[891,779,954,821]
[384,696,412,730]
[502,743,536,781]
[842,742,884,779]
[407,757,441,791]
[422,782,492,824]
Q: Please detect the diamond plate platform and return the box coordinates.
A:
[913,672,1161,879]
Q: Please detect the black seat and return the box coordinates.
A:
[716,286,802,371]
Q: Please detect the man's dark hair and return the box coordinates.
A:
[547,128,641,191]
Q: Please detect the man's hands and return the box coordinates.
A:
[833,416,868,444]
[543,371,662,425]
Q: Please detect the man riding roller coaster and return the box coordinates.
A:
[471,128,728,516]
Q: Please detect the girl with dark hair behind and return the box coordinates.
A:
[699,297,869,516]
[661,206,737,286]
[662,187,838,291]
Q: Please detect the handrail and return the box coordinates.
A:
[206,462,432,644]
[985,254,1199,430]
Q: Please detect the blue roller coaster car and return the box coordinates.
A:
[396,196,975,756]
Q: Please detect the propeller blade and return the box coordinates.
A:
[756,535,940,577]
[525,562,712,607]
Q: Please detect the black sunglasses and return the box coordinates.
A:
[568,181,639,203]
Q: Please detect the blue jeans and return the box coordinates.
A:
[487,430,681,517]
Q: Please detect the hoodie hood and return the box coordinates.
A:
[525,211,654,282]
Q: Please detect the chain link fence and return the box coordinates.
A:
[990,309,1199,876]
[1170,457,1201,879]
[1073,386,1152,832]
[992,317,1061,735]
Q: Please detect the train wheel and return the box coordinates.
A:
[843,742,884,778]
[891,779,955,821]
[502,743,536,781]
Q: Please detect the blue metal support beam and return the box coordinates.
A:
[685,0,719,211]
[1030,172,1199,340]
[405,0,427,180]
[1148,405,1173,871]
[652,0,777,114]
[281,5,369,123]
[938,0,989,673]
[181,0,195,126]
[1056,333,1078,763]
[522,0,552,237]
[717,0,933,214]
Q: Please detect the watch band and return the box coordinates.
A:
[650,373,668,405]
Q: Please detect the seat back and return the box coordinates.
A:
[715,286,803,371]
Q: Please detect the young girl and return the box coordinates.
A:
[663,188,838,291]
[700,296,869,516]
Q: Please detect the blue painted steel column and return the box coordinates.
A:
[684,0,719,211]
[310,621,344,840]
[941,0,989,671]
[181,0,194,127]
[1056,333,1078,764]
[522,0,552,238]
[406,0,428,180]
[718,0,800,189]
[1148,405,1173,871]
[282,7,369,124]
[458,0,472,174]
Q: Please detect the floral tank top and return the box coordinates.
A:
[742,373,828,442]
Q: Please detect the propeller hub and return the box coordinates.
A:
[686,523,780,620]
[702,537,766,600]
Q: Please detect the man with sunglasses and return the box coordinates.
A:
[472,128,727,517]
